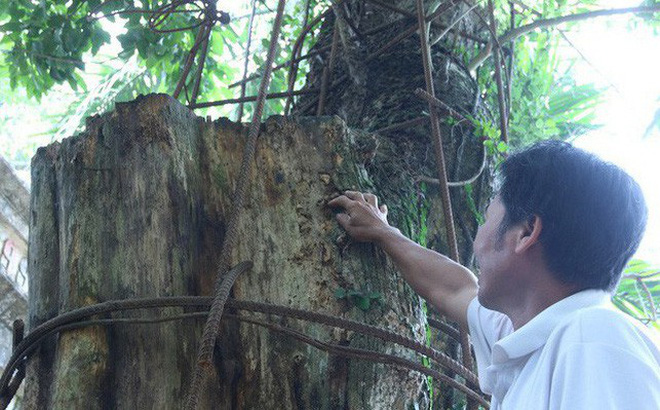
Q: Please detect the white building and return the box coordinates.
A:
[0,156,29,408]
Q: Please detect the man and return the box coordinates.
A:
[328,140,660,409]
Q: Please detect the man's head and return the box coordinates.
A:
[495,140,647,292]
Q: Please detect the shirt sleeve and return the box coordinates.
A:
[467,297,514,393]
[550,342,660,410]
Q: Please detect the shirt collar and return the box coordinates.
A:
[491,289,612,364]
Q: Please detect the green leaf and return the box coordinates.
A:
[356,297,371,311]
[66,74,78,91]
[90,28,111,54]
[8,7,26,20]
[1,22,23,32]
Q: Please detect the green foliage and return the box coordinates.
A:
[477,29,604,148]
[460,114,508,165]
[334,287,383,312]
[614,259,660,332]
[0,0,115,98]
[0,0,288,106]
[508,33,603,146]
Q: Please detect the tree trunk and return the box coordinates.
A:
[25,94,436,409]
[293,2,491,407]
[24,2,493,409]
[294,0,490,265]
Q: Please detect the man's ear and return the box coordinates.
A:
[514,215,542,254]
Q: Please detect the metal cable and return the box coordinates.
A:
[414,1,477,408]
[0,302,488,409]
[224,313,489,407]
[185,1,287,408]
[0,292,481,405]
[185,261,252,409]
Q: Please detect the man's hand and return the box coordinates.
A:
[327,190,477,327]
[327,191,395,243]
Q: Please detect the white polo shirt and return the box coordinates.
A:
[467,289,660,409]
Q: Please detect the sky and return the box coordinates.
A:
[561,10,660,264]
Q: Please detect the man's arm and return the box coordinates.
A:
[328,191,478,328]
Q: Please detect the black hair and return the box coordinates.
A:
[497,140,648,291]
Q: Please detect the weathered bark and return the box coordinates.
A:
[294,0,490,265]
[294,2,492,407]
[26,94,433,409]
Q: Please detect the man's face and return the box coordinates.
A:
[473,195,517,310]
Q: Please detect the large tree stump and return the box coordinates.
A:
[25,94,436,409]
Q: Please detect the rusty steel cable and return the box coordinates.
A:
[0,289,485,408]
[173,23,211,99]
[0,262,246,405]
[293,0,459,115]
[233,300,479,386]
[0,321,25,410]
[287,0,313,108]
[427,318,461,342]
[417,149,487,188]
[189,23,212,105]
[459,0,510,141]
[507,3,516,118]
[189,89,319,109]
[0,297,213,400]
[86,0,231,102]
[185,1,287,408]
[148,0,217,34]
[89,0,231,101]
[487,0,509,143]
[430,1,481,46]
[363,0,475,57]
[205,0,468,112]
[0,298,484,406]
[228,45,331,89]
[227,313,489,407]
[296,73,349,114]
[0,298,488,409]
[414,88,470,121]
[294,3,458,114]
[226,2,483,94]
[363,0,486,45]
[414,0,460,280]
[363,0,485,44]
[184,260,253,409]
[283,6,339,114]
[13,296,477,389]
[414,1,478,408]
[414,88,487,188]
[316,19,340,115]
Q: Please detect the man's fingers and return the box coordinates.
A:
[364,193,378,208]
[344,191,365,202]
[328,195,351,209]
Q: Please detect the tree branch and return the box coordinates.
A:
[468,4,660,71]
